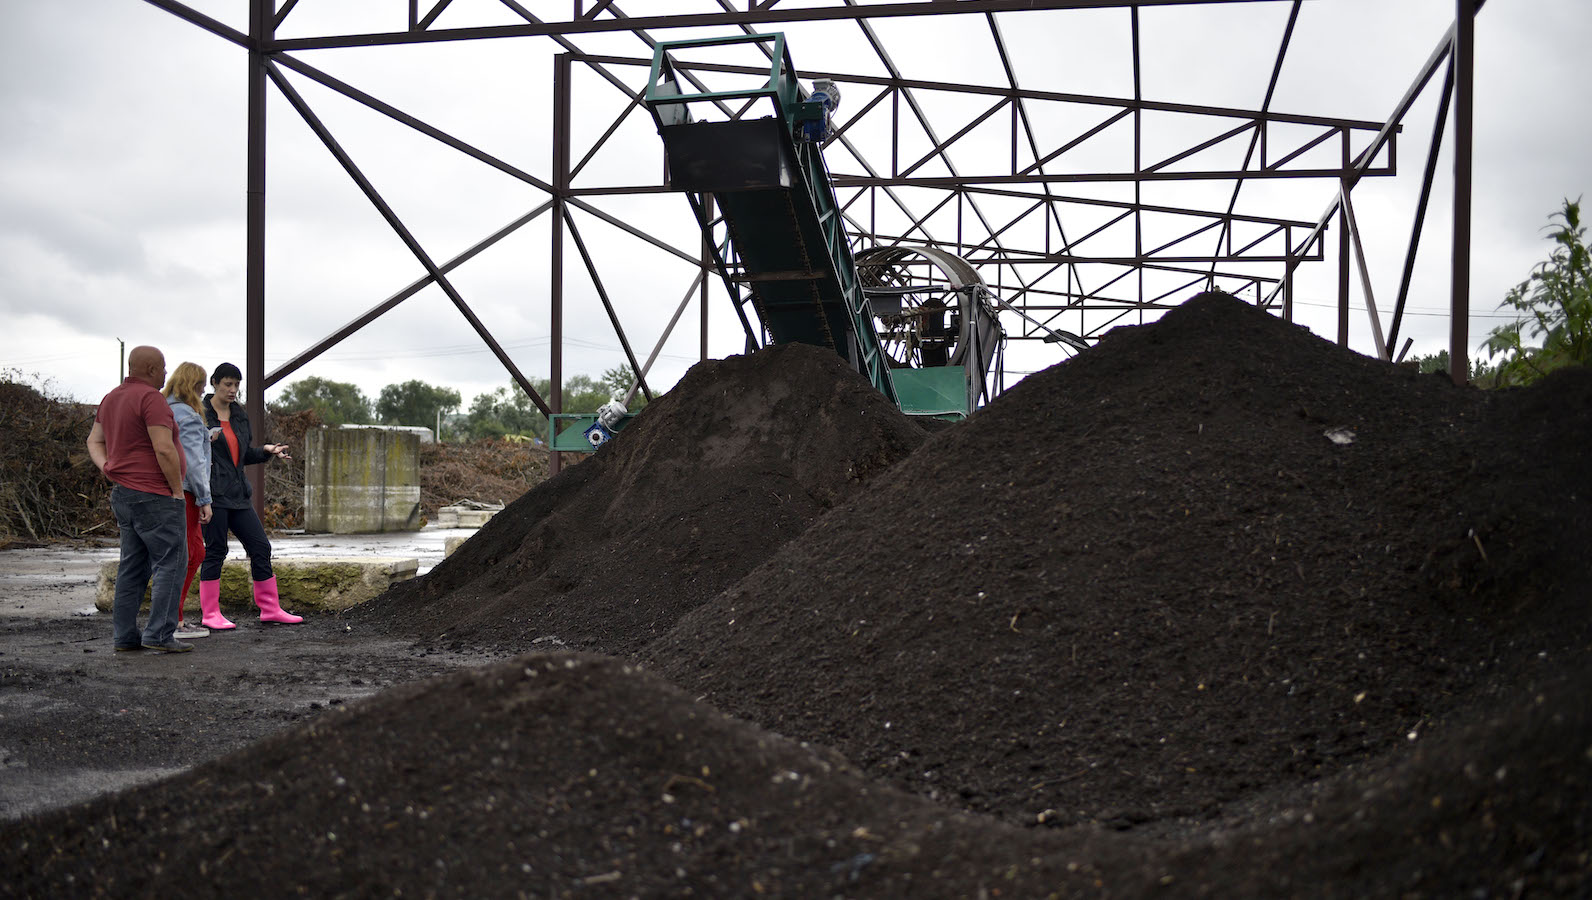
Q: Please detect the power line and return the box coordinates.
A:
[1288,298,1521,319]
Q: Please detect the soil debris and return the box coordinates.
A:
[644,294,1591,837]
[354,342,927,655]
[5,292,1588,898]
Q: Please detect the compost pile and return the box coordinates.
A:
[7,294,1590,898]
[260,407,321,530]
[644,292,1592,829]
[417,436,552,513]
[0,380,107,546]
[353,342,928,654]
[0,377,550,538]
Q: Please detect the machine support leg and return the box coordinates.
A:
[1450,0,1475,385]
[246,0,269,521]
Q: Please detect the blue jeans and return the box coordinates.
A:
[110,485,187,647]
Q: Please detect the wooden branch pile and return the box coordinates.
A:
[0,380,112,545]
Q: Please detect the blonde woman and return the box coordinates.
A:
[161,362,219,636]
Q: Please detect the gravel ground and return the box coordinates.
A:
[0,531,510,822]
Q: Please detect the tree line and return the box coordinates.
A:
[268,365,646,443]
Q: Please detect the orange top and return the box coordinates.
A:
[219,421,241,466]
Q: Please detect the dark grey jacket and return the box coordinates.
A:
[202,395,273,509]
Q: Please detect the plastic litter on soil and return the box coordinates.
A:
[6,293,1589,899]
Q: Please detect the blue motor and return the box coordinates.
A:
[795,79,842,143]
[583,398,629,448]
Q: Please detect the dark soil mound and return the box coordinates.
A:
[352,343,926,654]
[7,295,1588,898]
[643,293,1592,835]
[7,650,1586,899]
[1153,658,1592,898]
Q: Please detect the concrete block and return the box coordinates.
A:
[96,557,419,614]
[434,502,503,530]
[444,535,470,557]
[304,426,422,534]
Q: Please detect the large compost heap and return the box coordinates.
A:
[353,342,929,654]
[7,293,1589,898]
[645,293,1592,827]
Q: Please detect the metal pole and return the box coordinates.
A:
[246,0,269,520]
[561,207,653,401]
[1451,0,1475,385]
[1131,4,1142,321]
[701,194,713,361]
[1339,183,1388,359]
[1283,251,1294,322]
[267,62,551,416]
[1337,194,1350,346]
[1388,58,1455,354]
[265,202,554,390]
[549,53,570,475]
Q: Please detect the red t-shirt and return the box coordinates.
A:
[95,378,183,495]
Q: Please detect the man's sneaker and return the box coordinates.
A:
[114,644,143,652]
[141,638,194,653]
[174,622,210,639]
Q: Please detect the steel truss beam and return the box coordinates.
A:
[139,0,1481,499]
[270,1,1299,50]
[1268,7,1479,378]
[561,51,1394,215]
[554,47,1378,338]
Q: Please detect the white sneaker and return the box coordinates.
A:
[174,622,210,639]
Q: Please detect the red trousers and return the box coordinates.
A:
[179,492,204,622]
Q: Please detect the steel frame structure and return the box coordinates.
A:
[141,0,1482,509]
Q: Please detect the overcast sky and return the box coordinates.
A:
[2,0,1587,409]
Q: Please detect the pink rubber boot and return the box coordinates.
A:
[253,576,302,624]
[199,580,236,630]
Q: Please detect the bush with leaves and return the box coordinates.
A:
[461,368,653,442]
[269,376,374,425]
[377,380,461,432]
[1485,198,1591,386]
[465,382,547,442]
[597,364,653,409]
[1405,349,1498,385]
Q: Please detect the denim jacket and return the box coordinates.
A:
[166,397,213,507]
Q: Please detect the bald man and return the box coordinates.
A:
[87,345,194,653]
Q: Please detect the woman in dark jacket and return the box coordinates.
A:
[198,362,301,626]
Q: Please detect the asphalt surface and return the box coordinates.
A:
[0,526,502,821]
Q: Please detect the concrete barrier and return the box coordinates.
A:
[304,426,422,534]
[432,502,504,529]
[96,557,419,615]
